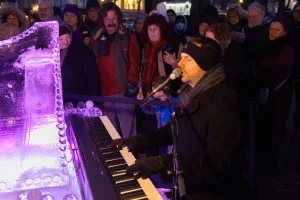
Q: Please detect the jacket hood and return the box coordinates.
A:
[174,15,187,35]
[0,6,29,31]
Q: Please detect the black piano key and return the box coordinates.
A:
[109,164,127,172]
[111,169,126,175]
[94,135,112,141]
[116,179,139,189]
[100,147,119,154]
[102,151,122,159]
[90,129,108,135]
[118,183,141,193]
[96,140,111,146]
[113,173,133,182]
[122,189,147,200]
[107,159,127,167]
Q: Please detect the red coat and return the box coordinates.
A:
[128,33,141,83]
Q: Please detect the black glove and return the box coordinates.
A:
[124,82,139,98]
[126,156,167,179]
[109,135,146,154]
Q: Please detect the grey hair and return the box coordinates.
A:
[248,2,265,16]
[38,0,54,8]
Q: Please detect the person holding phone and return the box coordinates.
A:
[137,13,181,100]
[226,4,247,43]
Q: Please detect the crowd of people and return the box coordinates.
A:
[1,0,300,199]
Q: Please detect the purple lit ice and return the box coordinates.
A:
[0,21,82,200]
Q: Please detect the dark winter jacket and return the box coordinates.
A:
[141,80,241,196]
[243,23,270,99]
[256,35,295,90]
[61,40,100,96]
[290,23,300,83]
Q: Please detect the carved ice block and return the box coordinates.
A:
[0,21,82,200]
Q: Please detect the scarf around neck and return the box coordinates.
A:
[141,39,167,97]
[179,64,226,108]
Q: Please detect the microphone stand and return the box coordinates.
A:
[166,94,186,200]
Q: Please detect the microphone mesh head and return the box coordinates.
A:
[170,68,181,80]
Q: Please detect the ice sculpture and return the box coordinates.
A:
[0,22,82,200]
[64,101,103,117]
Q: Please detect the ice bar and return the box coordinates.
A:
[0,21,82,200]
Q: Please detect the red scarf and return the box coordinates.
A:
[141,40,166,97]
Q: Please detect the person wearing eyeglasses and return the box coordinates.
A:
[37,0,54,22]
[243,2,270,101]
[226,4,247,43]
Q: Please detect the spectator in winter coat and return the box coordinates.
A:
[255,17,295,175]
[85,0,102,39]
[0,6,29,33]
[93,2,138,138]
[59,24,100,100]
[137,13,180,100]
[63,4,90,46]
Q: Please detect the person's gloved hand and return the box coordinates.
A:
[124,82,139,98]
[109,135,146,154]
[126,155,172,179]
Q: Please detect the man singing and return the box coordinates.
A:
[111,37,242,199]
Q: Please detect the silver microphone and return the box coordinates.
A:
[141,68,181,106]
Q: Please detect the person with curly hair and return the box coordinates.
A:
[205,23,246,96]
[137,13,180,100]
[226,4,247,43]
[205,23,232,52]
[0,6,29,34]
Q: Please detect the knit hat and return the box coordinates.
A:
[86,0,100,10]
[59,25,71,36]
[63,5,79,16]
[182,37,222,71]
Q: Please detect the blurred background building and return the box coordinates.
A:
[0,0,296,19]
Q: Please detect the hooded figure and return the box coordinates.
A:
[149,2,169,23]
[85,0,101,33]
[0,6,29,32]
[174,15,187,36]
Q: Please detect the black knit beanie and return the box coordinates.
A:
[182,37,222,71]
[59,26,71,37]
[86,0,100,10]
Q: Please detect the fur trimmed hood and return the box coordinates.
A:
[0,6,30,31]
